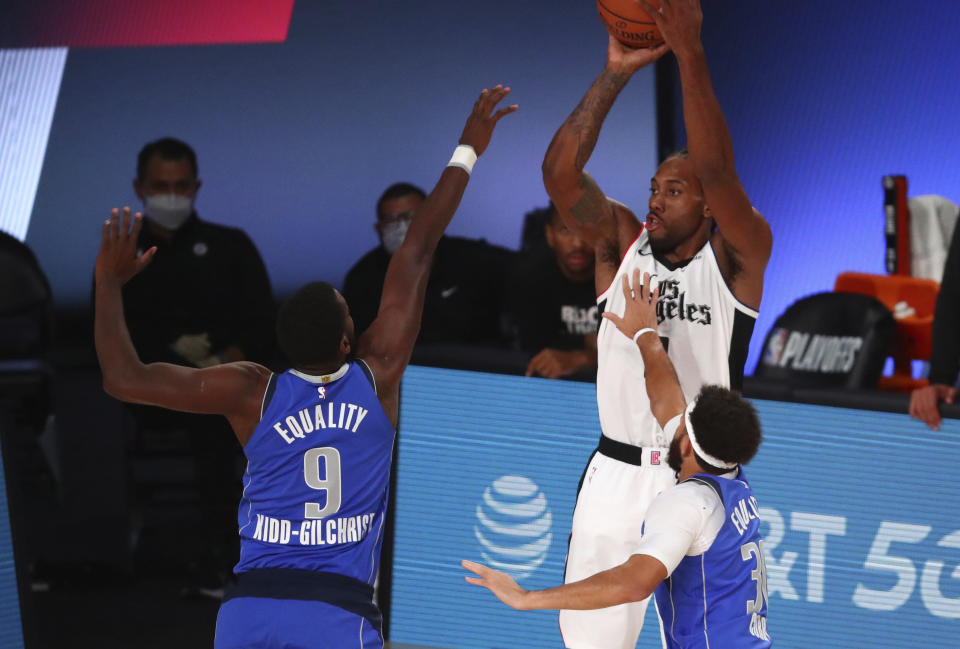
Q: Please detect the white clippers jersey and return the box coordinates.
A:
[596,227,758,447]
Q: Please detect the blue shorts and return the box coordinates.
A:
[215,597,384,649]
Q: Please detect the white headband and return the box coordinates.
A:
[684,400,738,470]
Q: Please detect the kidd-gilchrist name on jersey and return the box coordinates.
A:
[596,228,758,447]
[235,362,394,586]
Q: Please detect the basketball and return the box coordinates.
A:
[597,0,663,49]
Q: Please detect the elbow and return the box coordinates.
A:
[102,369,140,403]
[541,158,569,196]
[541,156,557,183]
[102,375,127,401]
[624,582,653,604]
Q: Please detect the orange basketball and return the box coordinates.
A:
[597,0,663,49]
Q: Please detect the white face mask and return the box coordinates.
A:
[380,218,411,255]
[144,193,194,230]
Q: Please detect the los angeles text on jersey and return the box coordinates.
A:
[272,401,369,443]
[655,278,711,325]
[251,512,377,546]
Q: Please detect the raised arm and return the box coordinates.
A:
[357,87,517,396]
[94,208,269,444]
[644,0,772,307]
[602,270,686,428]
[542,38,668,267]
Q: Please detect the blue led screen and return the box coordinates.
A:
[391,366,960,648]
[0,442,25,649]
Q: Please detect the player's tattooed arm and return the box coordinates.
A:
[543,37,666,270]
[569,69,630,173]
[543,66,634,246]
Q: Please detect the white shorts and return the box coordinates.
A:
[559,445,676,649]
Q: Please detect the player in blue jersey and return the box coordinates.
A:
[94,86,517,649]
[463,269,771,649]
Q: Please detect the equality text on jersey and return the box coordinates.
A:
[272,401,370,444]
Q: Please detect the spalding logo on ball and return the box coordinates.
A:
[597,0,663,49]
[474,475,552,580]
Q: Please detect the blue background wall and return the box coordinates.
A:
[22,0,656,307]
[691,0,960,372]
[15,0,960,376]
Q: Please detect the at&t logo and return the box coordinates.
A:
[474,475,552,579]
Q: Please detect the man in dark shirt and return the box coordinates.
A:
[910,219,960,429]
[120,137,276,594]
[509,205,598,379]
[342,182,514,346]
[125,138,275,367]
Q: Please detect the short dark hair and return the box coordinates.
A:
[688,385,762,475]
[376,182,426,220]
[137,137,198,181]
[276,282,346,367]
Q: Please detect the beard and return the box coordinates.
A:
[667,434,683,476]
[649,231,681,255]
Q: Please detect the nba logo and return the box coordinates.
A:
[317,386,326,399]
[651,451,661,465]
[763,328,788,366]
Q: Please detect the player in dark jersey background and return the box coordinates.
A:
[94,86,517,649]
[463,269,771,649]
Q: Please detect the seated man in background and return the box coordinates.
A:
[118,137,276,594]
[343,182,514,346]
[911,217,960,429]
[508,204,598,379]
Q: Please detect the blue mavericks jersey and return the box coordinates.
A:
[234,362,395,586]
[655,469,772,649]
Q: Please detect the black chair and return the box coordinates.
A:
[753,291,895,391]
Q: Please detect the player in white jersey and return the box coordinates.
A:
[541,1,772,647]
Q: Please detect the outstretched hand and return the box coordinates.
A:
[461,560,530,610]
[606,34,670,75]
[602,270,659,342]
[637,0,704,57]
[458,85,518,156]
[95,207,156,286]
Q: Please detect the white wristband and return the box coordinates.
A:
[632,328,657,345]
[447,144,478,175]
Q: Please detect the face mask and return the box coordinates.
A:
[144,193,194,231]
[380,218,411,255]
